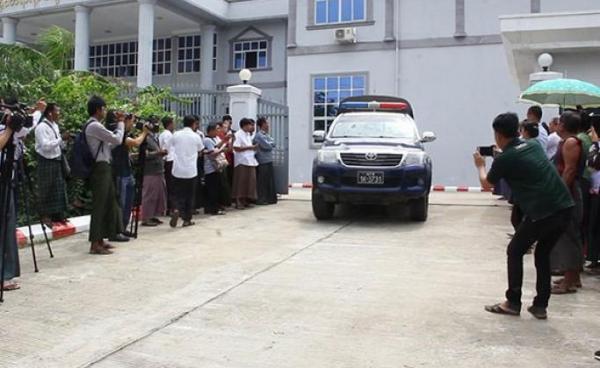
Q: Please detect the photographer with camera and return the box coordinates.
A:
[473,112,574,319]
[85,96,125,255]
[34,103,70,227]
[108,111,149,241]
[140,118,167,227]
[0,108,21,292]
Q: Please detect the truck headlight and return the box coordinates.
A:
[403,152,426,166]
[317,150,339,164]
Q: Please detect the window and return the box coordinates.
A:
[178,35,201,74]
[315,0,366,25]
[232,40,268,70]
[89,41,138,77]
[152,38,172,76]
[212,33,218,71]
[312,74,366,137]
[89,38,173,77]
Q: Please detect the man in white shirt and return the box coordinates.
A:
[232,118,258,209]
[159,116,175,214]
[169,115,204,227]
[546,117,562,160]
[85,96,125,255]
[527,106,548,153]
[34,103,69,226]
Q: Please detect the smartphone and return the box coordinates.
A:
[477,145,495,157]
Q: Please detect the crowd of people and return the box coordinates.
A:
[473,105,600,320]
[0,95,279,290]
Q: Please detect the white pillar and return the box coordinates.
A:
[200,24,216,90]
[137,0,156,88]
[1,17,18,45]
[74,6,90,71]
[226,84,262,130]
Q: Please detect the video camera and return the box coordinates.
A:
[0,103,35,132]
[135,118,160,133]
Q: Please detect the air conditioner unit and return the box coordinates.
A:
[335,28,356,44]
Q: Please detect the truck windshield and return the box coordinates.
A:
[330,114,418,140]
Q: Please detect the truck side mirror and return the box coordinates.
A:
[420,131,436,143]
[313,130,326,143]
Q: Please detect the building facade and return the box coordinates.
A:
[1,0,599,185]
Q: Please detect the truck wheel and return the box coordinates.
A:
[410,196,429,222]
[312,190,335,220]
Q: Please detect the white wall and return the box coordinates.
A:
[216,20,287,103]
[465,0,529,35]
[288,49,396,183]
[541,0,600,13]
[397,44,525,186]
[295,0,386,46]
[399,0,455,39]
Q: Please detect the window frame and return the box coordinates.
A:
[310,72,368,146]
[228,26,273,73]
[231,39,269,71]
[152,37,172,76]
[177,34,202,74]
[308,0,374,30]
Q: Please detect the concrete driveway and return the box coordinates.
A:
[1,191,599,368]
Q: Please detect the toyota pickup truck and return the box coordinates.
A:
[311,96,436,221]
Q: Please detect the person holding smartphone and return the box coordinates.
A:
[473,112,574,319]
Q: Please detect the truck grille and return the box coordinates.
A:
[340,153,403,167]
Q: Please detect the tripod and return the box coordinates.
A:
[16,154,55,272]
[128,140,147,239]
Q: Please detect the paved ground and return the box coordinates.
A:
[1,191,599,368]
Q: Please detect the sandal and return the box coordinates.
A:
[527,305,547,320]
[553,278,582,288]
[90,247,113,255]
[182,221,196,227]
[551,284,577,294]
[2,281,21,291]
[484,302,520,316]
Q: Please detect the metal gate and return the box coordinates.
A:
[167,91,229,129]
[257,98,289,195]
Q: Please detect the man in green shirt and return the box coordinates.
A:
[473,112,574,319]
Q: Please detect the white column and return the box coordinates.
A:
[137,0,156,88]
[1,17,18,45]
[226,84,262,130]
[200,24,216,90]
[74,6,90,71]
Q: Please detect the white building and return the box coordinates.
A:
[1,0,599,185]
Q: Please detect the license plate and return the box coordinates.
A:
[357,171,384,185]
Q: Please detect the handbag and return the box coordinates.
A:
[212,153,229,172]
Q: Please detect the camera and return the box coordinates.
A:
[135,119,160,133]
[0,103,34,132]
[477,145,496,157]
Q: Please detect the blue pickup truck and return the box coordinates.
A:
[311,96,436,221]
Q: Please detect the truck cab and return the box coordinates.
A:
[311,96,436,221]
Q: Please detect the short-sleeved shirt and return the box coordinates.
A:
[233,130,258,167]
[203,136,220,175]
[487,138,574,221]
[171,127,205,179]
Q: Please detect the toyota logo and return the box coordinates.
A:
[365,152,378,161]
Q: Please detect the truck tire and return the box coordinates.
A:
[312,190,335,220]
[410,196,429,222]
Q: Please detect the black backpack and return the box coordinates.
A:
[69,120,103,179]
